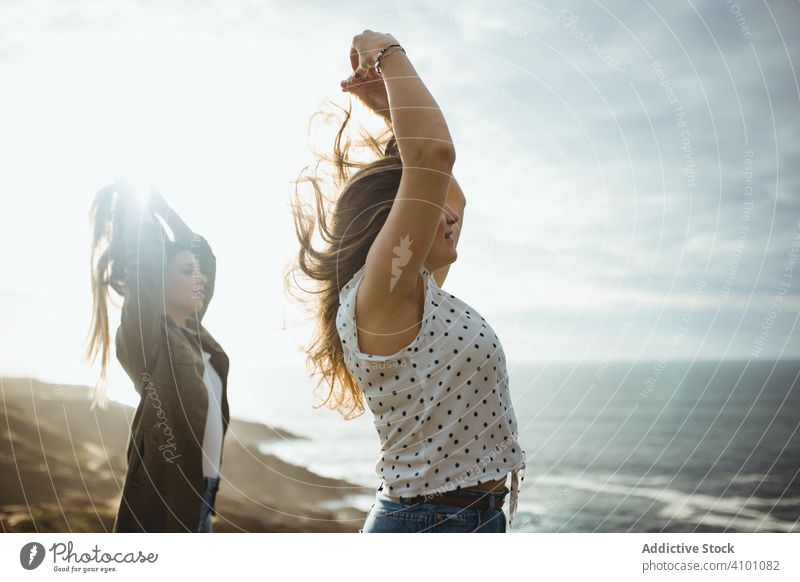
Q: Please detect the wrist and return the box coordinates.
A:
[375,44,406,75]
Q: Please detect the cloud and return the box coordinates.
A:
[0,0,797,387]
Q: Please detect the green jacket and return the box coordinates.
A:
[112,219,230,532]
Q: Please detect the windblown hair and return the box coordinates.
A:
[85,184,128,410]
[85,182,182,410]
[287,100,402,420]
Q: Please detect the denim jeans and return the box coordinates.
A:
[197,475,221,533]
[359,483,508,533]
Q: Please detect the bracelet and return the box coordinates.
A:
[375,44,405,75]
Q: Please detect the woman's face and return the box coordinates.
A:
[425,180,463,271]
[424,201,460,271]
[165,249,207,315]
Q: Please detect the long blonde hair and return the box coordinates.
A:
[287,101,402,420]
[85,182,190,409]
[85,183,129,410]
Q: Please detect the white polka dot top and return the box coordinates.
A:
[336,263,527,527]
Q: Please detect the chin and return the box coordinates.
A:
[433,255,457,273]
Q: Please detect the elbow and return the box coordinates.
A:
[431,142,456,168]
[406,142,456,172]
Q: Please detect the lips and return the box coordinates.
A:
[444,230,454,239]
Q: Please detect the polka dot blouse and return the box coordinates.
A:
[335,263,527,526]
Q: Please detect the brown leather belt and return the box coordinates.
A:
[392,487,507,511]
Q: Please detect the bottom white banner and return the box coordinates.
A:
[1,533,797,581]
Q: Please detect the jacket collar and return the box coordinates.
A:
[163,313,225,356]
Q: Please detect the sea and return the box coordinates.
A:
[231,358,800,532]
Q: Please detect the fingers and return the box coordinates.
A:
[350,36,379,75]
[341,74,358,92]
[348,30,394,91]
[353,50,377,75]
[341,67,379,91]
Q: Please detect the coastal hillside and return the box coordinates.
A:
[0,377,370,532]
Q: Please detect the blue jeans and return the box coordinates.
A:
[197,476,221,533]
[360,483,508,533]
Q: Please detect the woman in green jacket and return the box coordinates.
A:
[86,180,230,532]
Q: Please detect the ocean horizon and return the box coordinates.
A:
[240,358,800,532]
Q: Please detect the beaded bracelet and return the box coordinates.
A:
[375,44,405,75]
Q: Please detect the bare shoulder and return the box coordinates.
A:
[353,267,426,357]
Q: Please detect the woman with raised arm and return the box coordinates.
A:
[86,180,229,532]
[289,30,526,532]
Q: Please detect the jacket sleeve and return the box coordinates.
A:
[189,234,216,322]
[118,218,167,372]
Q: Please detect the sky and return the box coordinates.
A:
[0,0,798,410]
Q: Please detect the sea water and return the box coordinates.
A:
[234,359,800,532]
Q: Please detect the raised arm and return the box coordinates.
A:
[348,31,456,305]
[148,188,217,321]
[115,183,168,371]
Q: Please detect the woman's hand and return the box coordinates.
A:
[349,29,400,76]
[113,179,162,218]
[341,30,398,123]
[341,64,390,123]
[113,178,151,228]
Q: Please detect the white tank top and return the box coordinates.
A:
[336,263,527,526]
[201,350,224,479]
